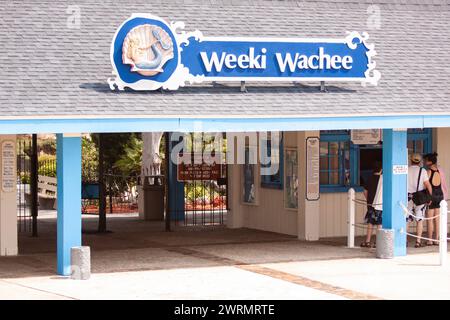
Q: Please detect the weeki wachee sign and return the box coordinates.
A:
[108,14,380,91]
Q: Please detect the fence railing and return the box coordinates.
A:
[347,188,449,266]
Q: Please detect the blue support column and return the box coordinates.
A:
[168,133,185,221]
[382,129,408,256]
[56,134,82,275]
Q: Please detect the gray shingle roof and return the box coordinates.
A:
[0,0,449,119]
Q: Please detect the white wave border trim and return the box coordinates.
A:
[345,31,381,86]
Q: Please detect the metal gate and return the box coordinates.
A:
[173,133,228,226]
[17,137,32,233]
[181,168,227,226]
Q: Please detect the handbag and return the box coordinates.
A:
[412,168,431,205]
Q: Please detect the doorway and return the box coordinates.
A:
[358,145,382,187]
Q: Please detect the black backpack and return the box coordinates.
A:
[412,168,431,205]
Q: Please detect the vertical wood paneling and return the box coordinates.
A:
[319,192,367,238]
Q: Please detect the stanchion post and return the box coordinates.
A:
[439,200,447,266]
[348,188,355,248]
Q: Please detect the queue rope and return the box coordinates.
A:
[399,230,450,243]
[398,201,440,221]
[351,200,450,224]
[352,198,382,207]
[348,222,450,240]
[347,222,370,230]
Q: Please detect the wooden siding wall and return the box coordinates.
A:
[319,192,367,238]
[239,131,298,236]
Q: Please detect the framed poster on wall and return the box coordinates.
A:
[306,137,320,201]
[284,148,298,209]
[2,140,15,193]
[243,147,256,204]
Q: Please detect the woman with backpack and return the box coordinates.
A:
[423,153,448,246]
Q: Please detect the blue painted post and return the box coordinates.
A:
[56,134,82,275]
[168,133,185,222]
[382,129,408,256]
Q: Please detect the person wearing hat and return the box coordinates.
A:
[407,153,432,248]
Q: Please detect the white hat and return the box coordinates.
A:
[410,153,421,163]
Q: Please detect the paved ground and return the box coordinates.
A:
[1,214,449,300]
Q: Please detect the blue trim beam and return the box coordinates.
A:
[0,115,447,135]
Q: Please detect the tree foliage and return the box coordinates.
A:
[113,135,143,177]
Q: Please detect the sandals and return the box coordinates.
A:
[426,241,434,246]
[415,241,423,248]
[360,242,376,248]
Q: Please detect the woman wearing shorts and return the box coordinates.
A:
[361,161,383,248]
[423,153,448,246]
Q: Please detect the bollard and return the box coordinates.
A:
[439,201,447,267]
[376,229,394,259]
[347,188,355,248]
[71,246,91,280]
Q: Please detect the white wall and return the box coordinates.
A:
[0,135,18,256]
[227,132,298,236]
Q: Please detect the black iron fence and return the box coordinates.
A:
[171,133,228,226]
[17,133,228,229]
[81,173,139,215]
[181,177,227,226]
[105,174,139,214]
[17,138,32,233]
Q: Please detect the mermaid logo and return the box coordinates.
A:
[122,24,174,77]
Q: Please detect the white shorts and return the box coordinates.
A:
[407,199,426,222]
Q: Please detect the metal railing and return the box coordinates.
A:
[347,187,449,266]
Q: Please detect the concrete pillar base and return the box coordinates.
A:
[71,246,91,280]
[376,229,394,259]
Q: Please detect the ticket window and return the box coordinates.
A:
[358,145,382,187]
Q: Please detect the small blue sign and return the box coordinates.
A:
[108,14,380,91]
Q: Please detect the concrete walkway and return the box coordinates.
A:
[1,215,449,299]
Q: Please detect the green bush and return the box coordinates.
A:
[82,136,99,182]
[20,172,30,184]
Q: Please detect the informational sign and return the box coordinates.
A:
[393,164,408,175]
[109,14,380,91]
[177,154,222,181]
[2,141,15,193]
[306,137,320,201]
[351,129,382,145]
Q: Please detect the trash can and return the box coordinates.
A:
[142,175,165,221]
